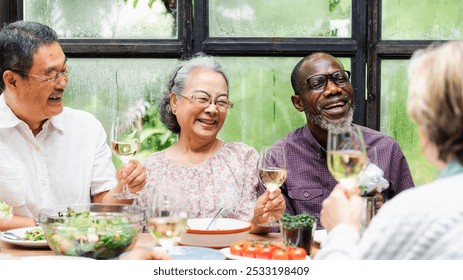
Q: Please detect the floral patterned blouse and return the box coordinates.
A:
[135,142,260,221]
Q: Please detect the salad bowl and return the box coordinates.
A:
[38,203,145,259]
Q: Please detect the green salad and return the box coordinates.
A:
[44,207,140,259]
[24,228,45,241]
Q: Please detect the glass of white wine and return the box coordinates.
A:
[257,145,287,227]
[146,183,188,255]
[110,115,141,199]
[327,126,368,190]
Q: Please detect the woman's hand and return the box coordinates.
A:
[320,184,363,232]
[116,159,146,193]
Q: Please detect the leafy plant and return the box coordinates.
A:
[280,213,316,229]
[137,101,177,160]
[329,0,341,12]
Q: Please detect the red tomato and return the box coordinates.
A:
[271,248,289,260]
[242,245,260,258]
[230,240,249,256]
[256,246,274,259]
[289,247,307,260]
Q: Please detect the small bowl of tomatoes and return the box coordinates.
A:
[180,218,251,249]
[227,240,308,260]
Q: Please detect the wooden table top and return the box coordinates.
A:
[1,232,319,259]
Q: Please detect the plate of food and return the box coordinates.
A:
[20,255,94,260]
[0,226,49,248]
[143,246,226,260]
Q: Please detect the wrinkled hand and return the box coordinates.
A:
[119,249,171,260]
[254,188,286,223]
[320,184,363,232]
[116,159,146,193]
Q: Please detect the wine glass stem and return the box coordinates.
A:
[266,189,278,226]
[268,215,276,225]
[121,160,130,195]
[160,239,174,255]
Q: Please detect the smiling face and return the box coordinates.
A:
[171,67,229,143]
[292,53,354,136]
[4,41,68,132]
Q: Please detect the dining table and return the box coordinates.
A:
[1,232,320,259]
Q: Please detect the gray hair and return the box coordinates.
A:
[0,21,58,91]
[159,53,229,134]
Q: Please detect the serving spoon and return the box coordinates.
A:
[2,231,23,240]
[206,207,225,230]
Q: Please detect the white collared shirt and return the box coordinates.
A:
[0,94,116,218]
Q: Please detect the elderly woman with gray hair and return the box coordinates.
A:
[135,54,285,234]
[315,41,463,259]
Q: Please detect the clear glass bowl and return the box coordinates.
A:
[38,203,145,259]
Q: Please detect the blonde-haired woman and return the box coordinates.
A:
[316,41,463,259]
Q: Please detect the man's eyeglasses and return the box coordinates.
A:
[178,92,233,110]
[12,68,69,85]
[306,70,351,91]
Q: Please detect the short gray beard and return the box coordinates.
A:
[307,106,354,131]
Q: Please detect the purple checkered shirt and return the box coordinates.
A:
[259,124,415,229]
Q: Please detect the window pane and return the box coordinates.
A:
[65,57,350,165]
[64,58,178,161]
[216,56,350,150]
[380,60,439,185]
[382,0,463,40]
[209,0,351,37]
[24,0,177,39]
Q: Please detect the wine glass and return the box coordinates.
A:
[327,126,368,190]
[257,145,287,227]
[146,183,188,254]
[110,115,141,199]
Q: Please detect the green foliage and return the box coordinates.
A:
[280,213,317,229]
[329,0,340,12]
[124,0,156,9]
[137,102,177,160]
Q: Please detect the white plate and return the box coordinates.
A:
[314,230,327,244]
[144,246,226,260]
[220,248,310,260]
[21,255,94,260]
[0,226,49,248]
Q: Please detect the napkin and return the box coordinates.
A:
[358,163,389,196]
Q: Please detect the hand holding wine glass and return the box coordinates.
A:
[327,126,368,191]
[257,145,287,227]
[110,115,141,199]
[146,183,188,254]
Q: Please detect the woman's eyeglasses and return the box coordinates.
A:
[178,92,233,110]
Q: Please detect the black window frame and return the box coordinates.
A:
[0,0,444,130]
